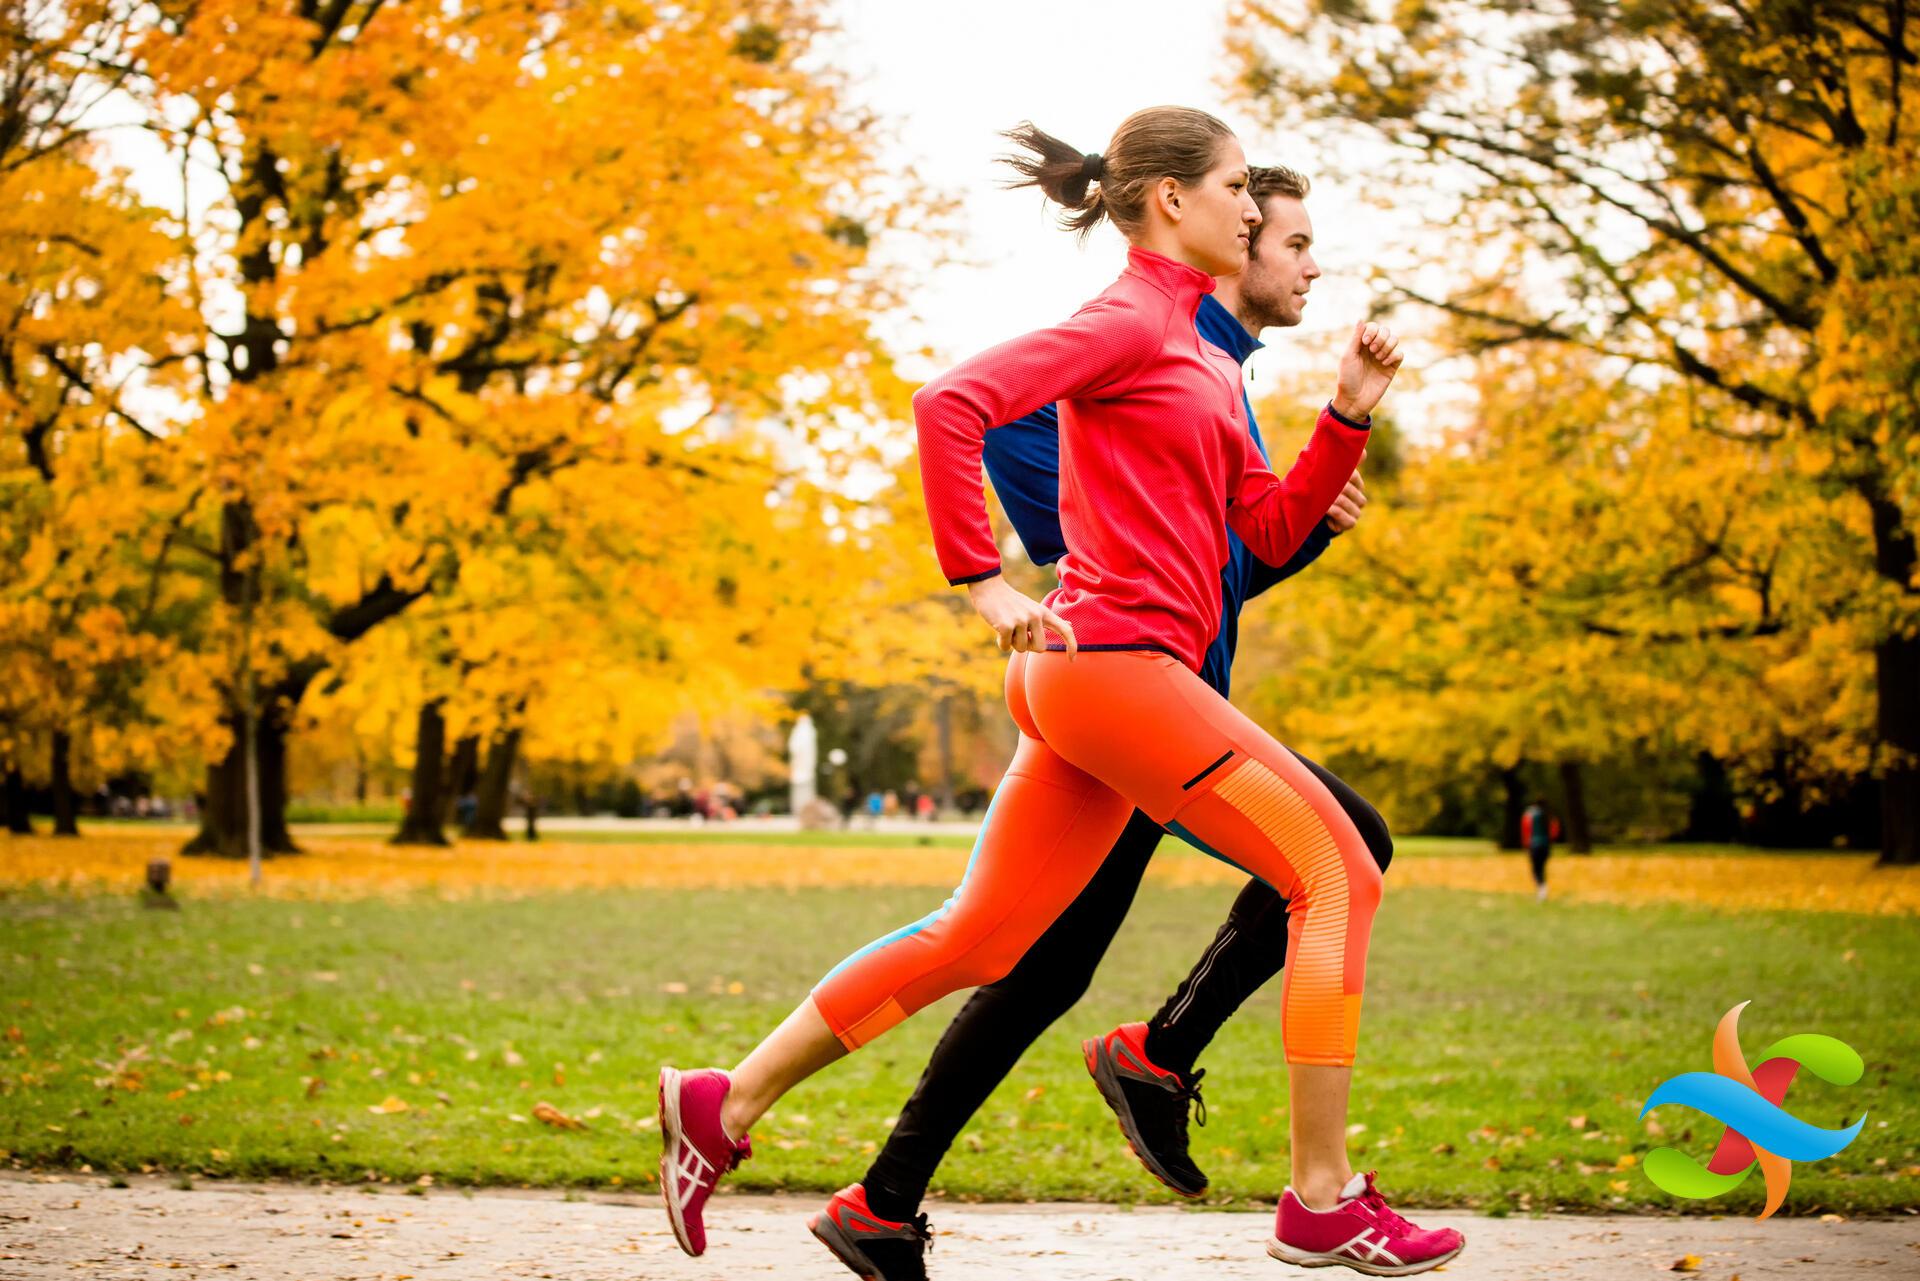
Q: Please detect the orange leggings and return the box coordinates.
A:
[811,649,1383,1066]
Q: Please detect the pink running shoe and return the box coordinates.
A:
[657,1066,752,1257]
[1268,1170,1464,1276]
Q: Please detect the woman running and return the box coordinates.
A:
[659,106,1463,1276]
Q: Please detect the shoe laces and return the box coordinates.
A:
[1173,1067,1207,1128]
[1353,1170,1414,1236]
[727,1135,753,1171]
[908,1213,934,1252]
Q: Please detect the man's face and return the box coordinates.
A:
[1242,195,1320,329]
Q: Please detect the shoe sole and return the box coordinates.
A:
[807,1209,885,1281]
[1266,1234,1464,1276]
[1081,1034,1207,1199]
[657,1067,699,1257]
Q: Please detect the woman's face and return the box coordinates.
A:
[1168,136,1262,276]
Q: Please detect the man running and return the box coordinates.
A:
[809,163,1407,1280]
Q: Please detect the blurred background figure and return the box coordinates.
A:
[1522,796,1560,902]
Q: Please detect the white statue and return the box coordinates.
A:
[788,712,818,817]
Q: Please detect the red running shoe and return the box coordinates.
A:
[1269,1170,1463,1275]
[657,1066,752,1257]
[808,1183,934,1281]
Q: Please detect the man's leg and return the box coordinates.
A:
[861,808,1165,1219]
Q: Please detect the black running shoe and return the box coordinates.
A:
[1082,1021,1209,1197]
[809,1183,933,1281]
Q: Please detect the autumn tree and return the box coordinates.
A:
[0,0,204,836]
[1230,0,1920,861]
[43,0,916,855]
[1242,343,1873,849]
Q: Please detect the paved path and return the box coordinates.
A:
[2,1175,1914,1280]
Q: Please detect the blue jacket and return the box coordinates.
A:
[982,294,1336,698]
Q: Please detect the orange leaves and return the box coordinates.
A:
[7,0,913,811]
[531,1102,585,1131]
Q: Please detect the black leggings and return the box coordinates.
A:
[861,751,1392,1220]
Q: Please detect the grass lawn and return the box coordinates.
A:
[2,865,1913,1218]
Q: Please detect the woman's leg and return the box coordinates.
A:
[662,654,1137,1257]
[861,809,1165,1221]
[1143,750,1394,1075]
[720,651,1135,1135]
[1021,650,1384,1208]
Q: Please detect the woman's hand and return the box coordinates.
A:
[1331,321,1404,421]
[967,575,1078,658]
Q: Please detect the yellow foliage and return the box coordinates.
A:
[6,831,1917,916]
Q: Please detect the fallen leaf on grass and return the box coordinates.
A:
[368,1096,408,1115]
[533,1101,585,1130]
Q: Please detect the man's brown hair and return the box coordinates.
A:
[1246,164,1311,251]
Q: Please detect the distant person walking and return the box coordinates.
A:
[1521,797,1559,902]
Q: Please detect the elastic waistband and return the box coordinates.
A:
[1043,641,1188,665]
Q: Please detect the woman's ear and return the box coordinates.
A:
[1157,175,1183,222]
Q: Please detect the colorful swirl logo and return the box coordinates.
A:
[1639,1000,1867,1219]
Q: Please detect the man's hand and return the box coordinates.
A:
[1325,467,1368,534]
[1332,320,1404,421]
[967,574,1078,658]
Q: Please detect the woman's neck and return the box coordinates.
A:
[1133,226,1213,276]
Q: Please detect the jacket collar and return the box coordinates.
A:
[1124,244,1217,302]
[1196,294,1263,365]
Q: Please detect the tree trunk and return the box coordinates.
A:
[3,765,32,835]
[1683,751,1740,842]
[1558,759,1592,853]
[182,704,297,857]
[440,734,479,828]
[1497,764,1526,850]
[1869,490,1919,865]
[392,700,450,846]
[935,691,955,813]
[50,731,78,836]
[467,728,520,841]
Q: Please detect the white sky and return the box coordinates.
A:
[826,0,1462,427]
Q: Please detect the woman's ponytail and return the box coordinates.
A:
[1000,121,1108,237]
[997,107,1233,242]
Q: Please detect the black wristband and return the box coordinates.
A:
[1326,402,1372,430]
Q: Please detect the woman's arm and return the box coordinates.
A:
[913,295,1159,587]
[1225,406,1372,568]
[1228,321,1402,568]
